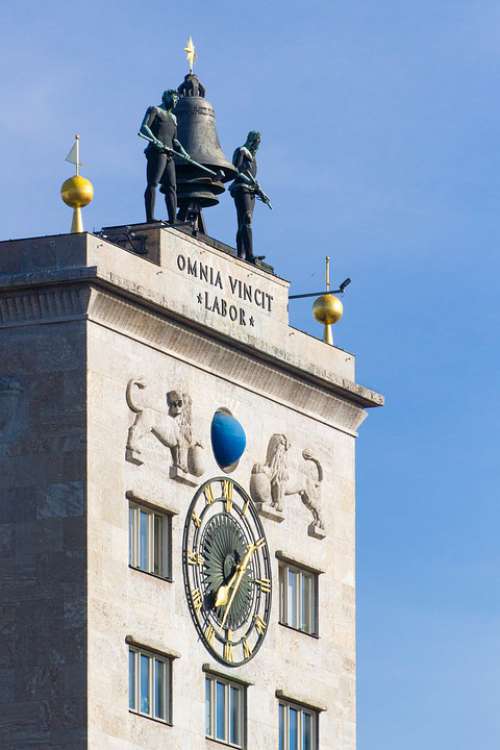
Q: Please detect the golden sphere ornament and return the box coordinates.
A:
[309,257,347,346]
[312,293,343,325]
[60,175,94,208]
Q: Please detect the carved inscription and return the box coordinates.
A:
[176,254,274,327]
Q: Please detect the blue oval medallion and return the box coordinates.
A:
[211,409,246,472]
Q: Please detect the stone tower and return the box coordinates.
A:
[0,224,382,749]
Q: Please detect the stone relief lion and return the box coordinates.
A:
[285,448,325,536]
[250,433,291,512]
[126,378,204,479]
[250,434,326,538]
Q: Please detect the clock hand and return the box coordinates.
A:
[215,542,257,608]
[221,544,256,628]
[214,567,239,608]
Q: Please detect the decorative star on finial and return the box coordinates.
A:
[184,36,196,73]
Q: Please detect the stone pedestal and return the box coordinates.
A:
[255,501,285,523]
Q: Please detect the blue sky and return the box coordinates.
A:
[2,1,500,746]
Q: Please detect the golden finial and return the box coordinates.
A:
[312,256,344,345]
[184,36,196,73]
[60,134,94,233]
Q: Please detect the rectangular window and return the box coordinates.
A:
[128,647,171,723]
[128,649,136,710]
[279,562,318,635]
[205,674,245,748]
[279,701,318,750]
[129,502,171,579]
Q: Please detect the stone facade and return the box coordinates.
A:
[0,226,382,749]
[0,318,87,749]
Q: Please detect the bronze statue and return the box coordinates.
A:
[229,131,271,262]
[139,90,188,223]
[139,89,219,224]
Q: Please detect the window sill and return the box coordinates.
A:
[129,564,173,583]
[206,737,244,750]
[278,621,319,639]
[129,709,172,727]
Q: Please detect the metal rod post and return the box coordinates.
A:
[75,134,80,176]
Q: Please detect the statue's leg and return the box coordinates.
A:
[234,194,246,258]
[145,152,167,222]
[271,482,284,512]
[179,443,189,473]
[172,443,180,467]
[162,158,177,224]
[270,481,278,508]
[144,185,155,223]
[241,193,255,260]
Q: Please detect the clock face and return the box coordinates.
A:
[183,477,272,667]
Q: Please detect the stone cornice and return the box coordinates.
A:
[0,260,383,411]
[0,272,382,434]
[85,286,368,434]
[0,280,91,328]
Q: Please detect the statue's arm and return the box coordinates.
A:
[233,148,245,170]
[139,107,163,149]
[172,137,189,158]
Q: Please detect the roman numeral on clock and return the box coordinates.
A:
[204,484,215,505]
[205,624,215,646]
[224,631,234,663]
[192,588,202,612]
[222,480,233,512]
[242,636,253,659]
[187,550,204,567]
[255,578,271,594]
[255,615,266,635]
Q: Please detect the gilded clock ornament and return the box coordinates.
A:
[183,477,272,666]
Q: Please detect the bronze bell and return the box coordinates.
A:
[174,73,237,231]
